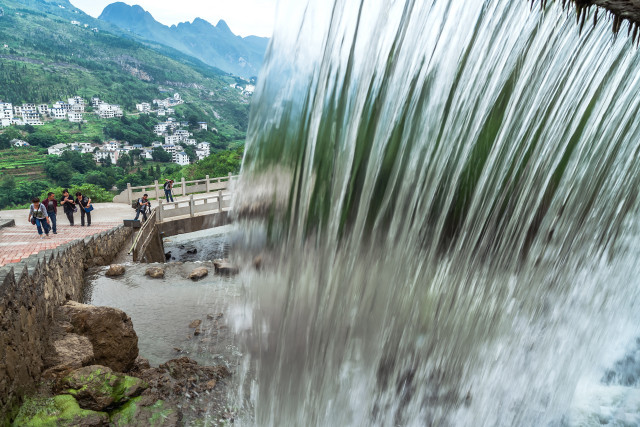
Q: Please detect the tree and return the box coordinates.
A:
[116,153,131,169]
[151,147,172,163]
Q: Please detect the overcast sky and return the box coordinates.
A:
[68,0,277,37]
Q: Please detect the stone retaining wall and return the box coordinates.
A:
[0,225,132,423]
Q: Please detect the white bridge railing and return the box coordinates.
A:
[155,191,233,223]
[112,174,239,204]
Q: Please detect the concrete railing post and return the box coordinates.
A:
[127,183,132,204]
[218,190,222,212]
[157,200,163,222]
[181,177,186,196]
[189,195,195,217]
[154,180,160,200]
[205,175,210,193]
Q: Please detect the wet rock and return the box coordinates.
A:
[188,267,208,280]
[207,313,223,321]
[135,357,230,400]
[186,248,197,254]
[188,319,201,329]
[105,265,126,277]
[193,327,202,336]
[253,255,263,270]
[58,302,139,372]
[214,261,239,276]
[61,365,147,411]
[145,267,165,279]
[13,395,109,427]
[110,395,180,426]
[164,252,172,261]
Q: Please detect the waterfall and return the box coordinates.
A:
[235,0,640,425]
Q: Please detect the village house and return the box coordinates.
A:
[198,122,208,130]
[37,104,49,115]
[136,103,151,113]
[184,139,197,146]
[48,143,68,156]
[11,139,30,147]
[68,112,83,123]
[154,123,168,135]
[195,149,208,160]
[53,101,70,111]
[197,142,211,154]
[162,144,178,155]
[22,112,43,126]
[105,141,120,151]
[165,135,180,145]
[94,150,117,164]
[174,151,190,166]
[50,108,67,120]
[0,102,13,120]
[96,103,123,119]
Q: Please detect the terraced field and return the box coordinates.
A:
[0,149,47,180]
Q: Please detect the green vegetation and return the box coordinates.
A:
[12,395,108,426]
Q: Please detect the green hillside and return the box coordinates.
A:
[0,0,251,139]
[0,0,249,209]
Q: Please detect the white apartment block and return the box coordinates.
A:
[50,108,67,119]
[94,150,117,164]
[37,104,49,115]
[91,97,102,108]
[195,149,208,160]
[136,103,151,113]
[0,102,13,120]
[174,151,190,166]
[23,112,43,126]
[197,142,210,152]
[53,101,70,111]
[184,139,197,146]
[162,144,177,154]
[105,141,120,151]
[154,123,168,135]
[164,135,180,145]
[198,122,208,130]
[68,112,83,123]
[68,96,84,106]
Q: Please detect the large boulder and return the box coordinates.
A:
[105,265,126,277]
[45,333,94,371]
[62,365,147,411]
[188,267,208,280]
[58,302,139,372]
[109,396,180,426]
[13,395,109,427]
[145,267,165,279]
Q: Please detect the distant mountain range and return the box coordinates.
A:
[99,2,269,79]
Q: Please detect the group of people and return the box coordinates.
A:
[28,190,92,238]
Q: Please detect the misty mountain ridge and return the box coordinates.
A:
[99,2,268,78]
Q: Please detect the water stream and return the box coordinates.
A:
[232,0,640,425]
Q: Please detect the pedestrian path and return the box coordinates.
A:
[0,223,122,267]
[0,202,135,268]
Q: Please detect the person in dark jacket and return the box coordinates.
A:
[60,189,75,226]
[27,197,51,238]
[163,179,174,202]
[134,194,150,221]
[42,192,58,234]
[75,191,92,226]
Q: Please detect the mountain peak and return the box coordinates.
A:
[216,19,233,34]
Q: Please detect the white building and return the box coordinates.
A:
[195,149,208,160]
[37,104,49,115]
[68,112,83,123]
[151,141,163,148]
[68,96,85,112]
[162,144,177,154]
[70,20,81,25]
[96,103,123,119]
[0,102,13,120]
[136,103,151,113]
[154,123,168,135]
[141,149,153,160]
[91,97,102,108]
[105,141,120,151]
[174,151,190,166]
[198,122,208,130]
[197,142,211,154]
[94,150,117,164]
[164,135,180,145]
[50,108,67,119]
[184,139,197,146]
[53,101,70,111]
[12,139,30,147]
[48,143,68,156]
[22,112,43,126]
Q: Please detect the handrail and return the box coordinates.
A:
[155,189,231,223]
[114,173,240,204]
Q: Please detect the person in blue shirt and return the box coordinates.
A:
[27,197,51,238]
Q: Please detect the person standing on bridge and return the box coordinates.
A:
[60,189,76,226]
[28,197,51,238]
[163,179,174,203]
[42,192,58,234]
[134,194,151,222]
[75,191,92,227]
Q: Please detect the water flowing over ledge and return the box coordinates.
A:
[235,0,640,425]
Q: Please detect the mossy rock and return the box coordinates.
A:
[62,365,147,411]
[12,395,108,426]
[110,397,180,426]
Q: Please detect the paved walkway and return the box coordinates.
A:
[0,203,134,268]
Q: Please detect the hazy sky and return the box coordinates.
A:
[68,0,277,37]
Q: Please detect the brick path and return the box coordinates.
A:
[0,222,122,267]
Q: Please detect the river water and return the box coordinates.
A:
[232,0,640,425]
